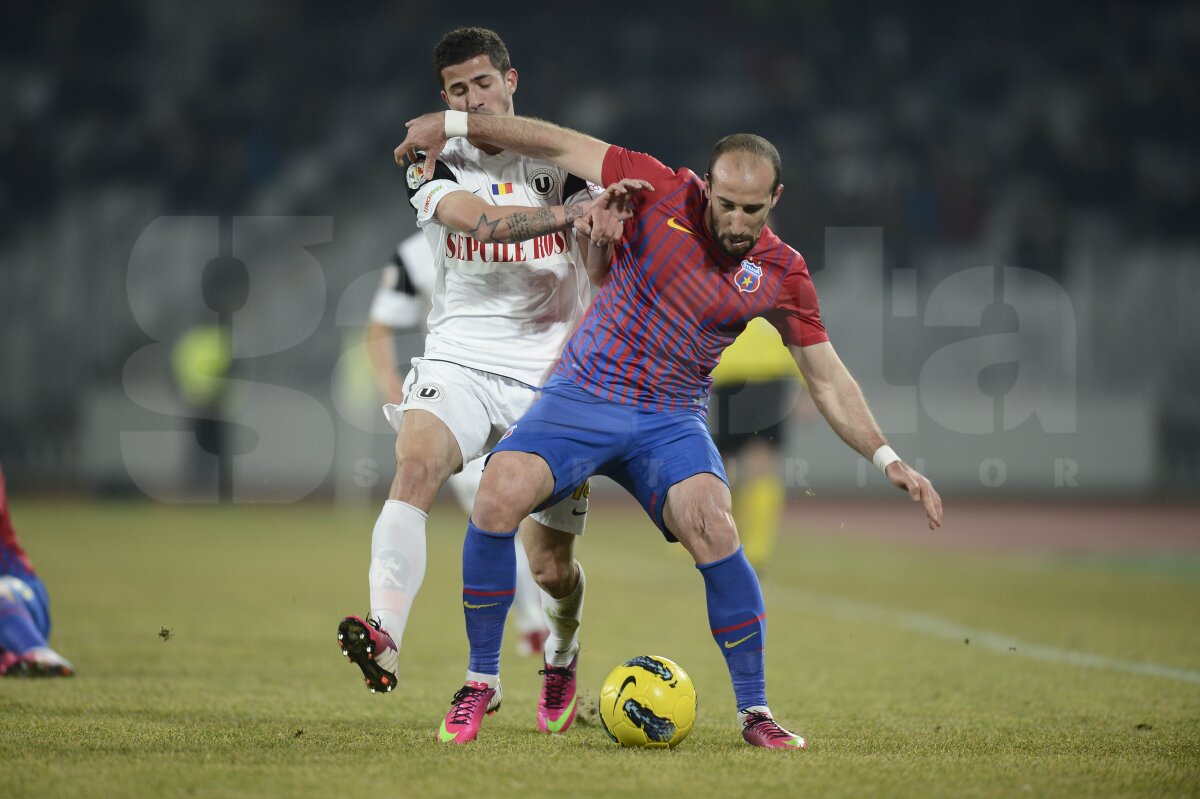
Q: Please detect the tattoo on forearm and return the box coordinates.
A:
[471,206,568,243]
[564,202,586,223]
[471,213,505,241]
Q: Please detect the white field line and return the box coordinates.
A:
[593,547,1200,685]
[769,586,1200,685]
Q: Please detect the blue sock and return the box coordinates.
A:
[697,547,767,711]
[462,520,517,677]
[0,580,47,654]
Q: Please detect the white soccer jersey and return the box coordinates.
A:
[405,137,602,387]
[367,233,436,329]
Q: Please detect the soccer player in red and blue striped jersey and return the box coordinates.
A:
[399,113,943,748]
[557,143,827,412]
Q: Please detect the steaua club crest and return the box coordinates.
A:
[734,259,762,293]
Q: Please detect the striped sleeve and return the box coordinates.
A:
[764,250,828,347]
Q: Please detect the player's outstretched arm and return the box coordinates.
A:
[791,341,944,529]
[398,112,610,186]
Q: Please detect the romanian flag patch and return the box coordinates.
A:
[491,183,514,196]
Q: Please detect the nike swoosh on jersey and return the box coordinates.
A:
[723,630,760,649]
[666,217,696,236]
[463,600,501,610]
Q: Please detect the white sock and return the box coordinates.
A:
[465,670,500,688]
[512,533,547,635]
[368,499,428,650]
[543,561,585,667]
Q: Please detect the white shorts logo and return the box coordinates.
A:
[411,383,443,402]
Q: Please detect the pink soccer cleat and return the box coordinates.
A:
[537,654,578,734]
[437,680,501,744]
[0,649,21,676]
[0,647,74,677]
[741,710,807,749]
[337,616,398,694]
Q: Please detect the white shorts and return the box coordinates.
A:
[383,358,588,535]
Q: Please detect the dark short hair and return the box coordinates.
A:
[708,134,782,192]
[433,27,512,88]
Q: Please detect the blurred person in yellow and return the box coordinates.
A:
[170,254,241,500]
[709,317,812,574]
[171,322,233,498]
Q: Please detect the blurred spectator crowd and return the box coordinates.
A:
[0,2,410,238]
[1,1,1197,256]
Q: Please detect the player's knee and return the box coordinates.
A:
[700,507,739,551]
[391,455,449,496]
[675,502,739,562]
[471,482,528,532]
[473,459,542,531]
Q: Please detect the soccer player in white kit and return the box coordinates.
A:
[363,233,555,656]
[338,27,647,735]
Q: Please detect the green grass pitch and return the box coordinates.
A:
[2,498,1198,798]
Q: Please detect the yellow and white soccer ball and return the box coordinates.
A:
[598,655,697,748]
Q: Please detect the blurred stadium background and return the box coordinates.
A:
[1,0,1198,504]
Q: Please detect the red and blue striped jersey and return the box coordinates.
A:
[554,147,828,411]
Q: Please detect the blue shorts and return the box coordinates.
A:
[490,376,727,540]
[0,572,51,640]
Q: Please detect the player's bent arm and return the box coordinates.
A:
[434,190,593,245]
[790,341,888,460]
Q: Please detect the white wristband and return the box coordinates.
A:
[872,445,901,473]
[445,110,469,138]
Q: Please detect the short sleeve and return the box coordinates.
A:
[601,146,678,189]
[764,255,829,348]
[406,157,467,228]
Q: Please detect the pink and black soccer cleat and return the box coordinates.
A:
[741,711,807,749]
[336,616,398,694]
[0,647,74,677]
[437,680,502,744]
[537,654,578,734]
